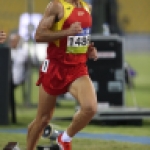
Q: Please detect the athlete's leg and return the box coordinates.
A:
[27,85,57,150]
[67,75,97,137]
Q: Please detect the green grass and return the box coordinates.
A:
[0,53,150,150]
[125,53,150,107]
[0,133,150,150]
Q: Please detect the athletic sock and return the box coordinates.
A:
[61,131,72,142]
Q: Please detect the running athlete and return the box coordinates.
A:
[27,0,98,150]
[0,31,6,43]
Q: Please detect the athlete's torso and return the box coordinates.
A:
[47,0,92,65]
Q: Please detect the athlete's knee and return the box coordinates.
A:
[35,114,51,127]
[27,120,35,133]
[27,124,31,134]
[28,123,32,131]
[40,115,51,126]
[81,102,97,116]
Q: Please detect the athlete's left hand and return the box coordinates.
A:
[87,42,98,61]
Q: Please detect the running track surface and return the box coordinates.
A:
[0,129,150,145]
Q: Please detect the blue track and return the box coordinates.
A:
[0,129,150,145]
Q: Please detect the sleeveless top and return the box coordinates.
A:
[47,0,92,65]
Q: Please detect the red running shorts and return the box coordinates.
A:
[36,59,88,95]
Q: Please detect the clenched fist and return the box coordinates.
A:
[67,22,82,36]
[88,42,98,61]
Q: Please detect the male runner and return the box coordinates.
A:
[27,0,98,150]
[0,31,6,43]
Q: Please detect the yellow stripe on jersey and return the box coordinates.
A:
[52,0,74,47]
[80,0,90,13]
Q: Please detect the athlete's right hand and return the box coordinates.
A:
[67,22,82,36]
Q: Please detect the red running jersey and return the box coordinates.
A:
[47,0,92,65]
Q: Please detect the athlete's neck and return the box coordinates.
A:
[66,0,81,7]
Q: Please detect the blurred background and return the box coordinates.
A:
[0,0,150,149]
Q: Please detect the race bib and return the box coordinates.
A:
[66,28,91,54]
[67,35,90,47]
[41,59,49,73]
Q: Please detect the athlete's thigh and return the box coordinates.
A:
[36,85,57,119]
[69,75,97,108]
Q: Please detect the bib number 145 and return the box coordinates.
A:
[67,36,90,47]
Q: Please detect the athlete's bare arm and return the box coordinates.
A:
[88,4,92,12]
[35,1,82,42]
[85,4,98,61]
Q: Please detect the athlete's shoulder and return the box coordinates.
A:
[46,0,62,9]
[81,0,92,12]
[44,0,63,15]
